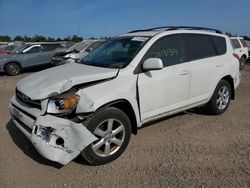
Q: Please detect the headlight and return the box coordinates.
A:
[47,94,80,114]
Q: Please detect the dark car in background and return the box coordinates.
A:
[0,43,65,75]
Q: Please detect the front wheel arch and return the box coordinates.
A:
[94,99,138,135]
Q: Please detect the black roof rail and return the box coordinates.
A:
[129,26,223,34]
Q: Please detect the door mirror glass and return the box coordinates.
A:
[142,58,163,71]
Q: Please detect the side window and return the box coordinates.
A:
[184,34,216,61]
[231,39,241,49]
[240,39,247,47]
[211,36,226,55]
[25,46,41,54]
[143,34,186,67]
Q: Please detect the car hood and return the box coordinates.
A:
[17,63,119,100]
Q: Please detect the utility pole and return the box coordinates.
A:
[77,22,80,37]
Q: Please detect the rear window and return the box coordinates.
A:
[231,39,241,49]
[240,39,247,47]
[211,36,226,55]
[184,34,216,61]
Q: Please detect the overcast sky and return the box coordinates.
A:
[0,0,250,38]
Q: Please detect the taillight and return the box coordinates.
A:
[233,53,240,61]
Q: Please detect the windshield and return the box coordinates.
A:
[81,36,149,68]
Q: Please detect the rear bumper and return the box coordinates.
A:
[9,96,97,165]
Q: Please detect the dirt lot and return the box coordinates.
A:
[0,67,250,188]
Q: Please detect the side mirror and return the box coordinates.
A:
[142,58,163,71]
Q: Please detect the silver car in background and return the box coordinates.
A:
[0,43,65,75]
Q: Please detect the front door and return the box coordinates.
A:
[138,34,190,122]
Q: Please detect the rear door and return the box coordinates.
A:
[184,34,227,104]
[138,34,191,122]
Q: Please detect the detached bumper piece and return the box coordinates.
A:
[9,102,97,165]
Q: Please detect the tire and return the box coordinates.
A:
[239,56,246,71]
[206,80,232,115]
[5,62,21,76]
[81,107,131,165]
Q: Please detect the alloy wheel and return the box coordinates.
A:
[216,86,229,110]
[91,118,125,157]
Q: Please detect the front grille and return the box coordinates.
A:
[16,89,41,109]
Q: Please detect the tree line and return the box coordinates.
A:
[0,33,249,43]
[0,35,110,42]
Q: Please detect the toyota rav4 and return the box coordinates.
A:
[9,26,241,165]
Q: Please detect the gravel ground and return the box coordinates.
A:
[0,66,250,188]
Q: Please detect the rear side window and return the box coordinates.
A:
[231,39,241,49]
[184,34,216,61]
[211,36,226,55]
[142,34,186,67]
[240,39,247,47]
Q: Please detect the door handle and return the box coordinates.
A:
[180,70,190,75]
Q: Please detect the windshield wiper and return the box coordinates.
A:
[107,62,124,69]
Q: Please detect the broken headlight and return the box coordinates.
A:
[47,94,80,114]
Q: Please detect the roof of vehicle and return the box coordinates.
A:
[121,26,225,37]
[230,37,244,40]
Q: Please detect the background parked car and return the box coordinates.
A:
[0,41,25,55]
[0,46,14,55]
[244,40,250,61]
[230,37,249,70]
[51,40,104,65]
[0,43,65,75]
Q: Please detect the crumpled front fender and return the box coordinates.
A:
[30,115,97,165]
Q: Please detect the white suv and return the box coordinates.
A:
[230,37,249,70]
[9,26,241,165]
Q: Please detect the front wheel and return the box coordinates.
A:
[5,62,21,76]
[81,107,131,165]
[206,80,232,115]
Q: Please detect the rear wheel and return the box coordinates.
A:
[206,80,231,115]
[81,107,131,165]
[5,62,21,76]
[239,56,246,70]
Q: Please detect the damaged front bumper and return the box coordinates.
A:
[9,96,97,165]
